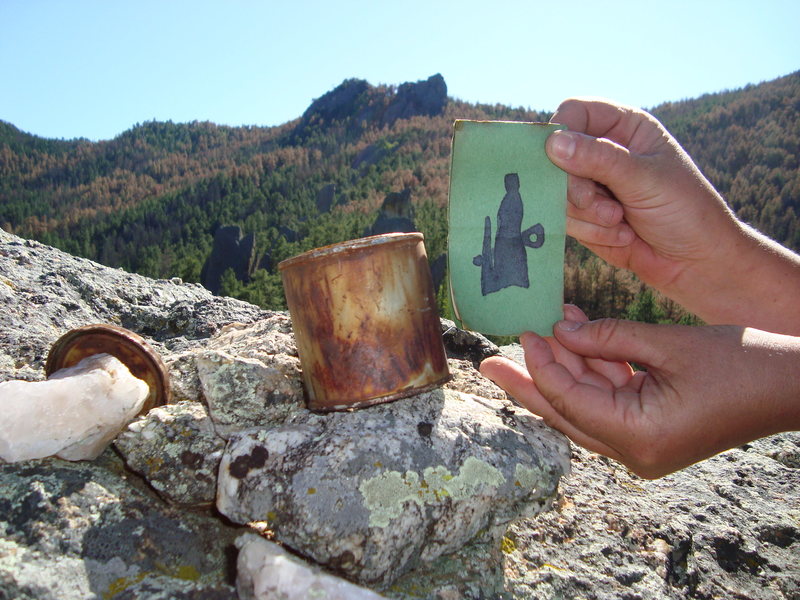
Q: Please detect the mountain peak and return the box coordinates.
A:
[299,74,448,133]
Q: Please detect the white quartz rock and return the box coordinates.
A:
[236,534,386,600]
[0,353,149,462]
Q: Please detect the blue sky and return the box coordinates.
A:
[2,0,798,141]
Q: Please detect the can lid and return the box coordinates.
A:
[45,324,170,415]
[278,232,423,271]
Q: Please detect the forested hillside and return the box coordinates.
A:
[1,71,798,323]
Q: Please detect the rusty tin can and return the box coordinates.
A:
[278,232,450,411]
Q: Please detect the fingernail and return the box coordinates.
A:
[617,226,635,245]
[597,202,617,225]
[556,320,582,332]
[548,131,577,160]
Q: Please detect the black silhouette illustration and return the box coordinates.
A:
[472,173,544,295]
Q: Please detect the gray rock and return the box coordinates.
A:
[364,188,416,237]
[196,349,304,438]
[0,451,238,599]
[216,388,570,586]
[381,74,448,127]
[316,183,337,214]
[3,228,798,600]
[497,439,800,600]
[499,344,800,600]
[443,318,500,367]
[298,74,447,140]
[0,228,270,382]
[114,314,304,507]
[114,402,226,507]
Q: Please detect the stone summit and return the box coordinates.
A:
[0,228,798,599]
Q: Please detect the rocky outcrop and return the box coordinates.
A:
[380,74,448,127]
[216,388,567,586]
[1,228,798,599]
[0,453,239,599]
[361,188,449,291]
[302,78,371,124]
[316,183,337,213]
[297,74,448,140]
[364,188,416,237]
[200,225,258,294]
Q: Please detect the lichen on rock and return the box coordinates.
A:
[216,388,569,585]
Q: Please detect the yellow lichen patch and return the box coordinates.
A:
[307,487,317,495]
[541,562,571,573]
[145,456,164,472]
[105,564,201,597]
[500,535,517,554]
[169,564,201,581]
[104,573,147,599]
[618,479,645,493]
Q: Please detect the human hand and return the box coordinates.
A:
[547,97,800,334]
[480,305,800,478]
[547,98,742,297]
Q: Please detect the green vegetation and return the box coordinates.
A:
[1,72,798,325]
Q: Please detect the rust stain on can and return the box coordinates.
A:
[279,232,450,411]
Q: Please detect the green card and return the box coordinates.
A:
[447,120,567,336]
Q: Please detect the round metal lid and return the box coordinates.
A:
[45,324,170,415]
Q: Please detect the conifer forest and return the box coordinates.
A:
[1,72,798,326]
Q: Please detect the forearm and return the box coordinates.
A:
[721,328,800,445]
[671,220,800,335]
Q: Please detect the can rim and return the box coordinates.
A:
[307,373,452,412]
[278,232,423,271]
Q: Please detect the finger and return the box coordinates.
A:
[518,332,625,460]
[560,305,636,388]
[562,303,590,322]
[541,306,616,392]
[480,351,615,453]
[547,130,653,201]
[553,318,670,368]
[567,175,615,210]
[567,178,624,225]
[479,356,569,426]
[550,97,647,146]
[567,215,636,248]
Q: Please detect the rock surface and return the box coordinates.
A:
[301,74,447,133]
[0,452,238,600]
[365,188,417,237]
[217,388,568,585]
[114,401,225,507]
[1,228,799,600]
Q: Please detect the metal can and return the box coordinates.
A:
[45,323,170,415]
[278,232,450,411]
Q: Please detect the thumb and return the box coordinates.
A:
[546,130,655,202]
[552,318,668,369]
